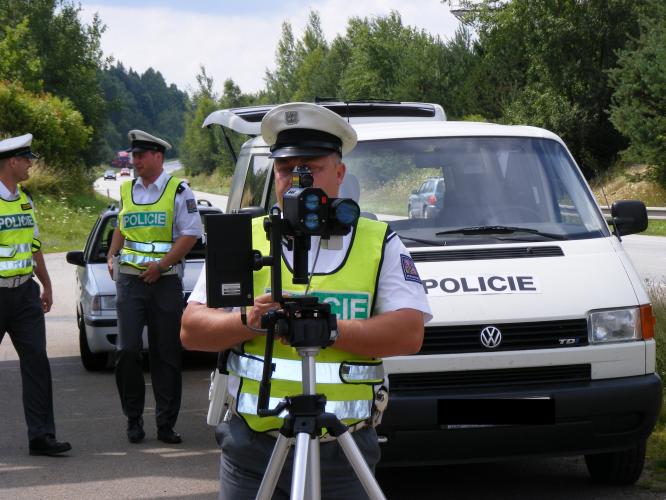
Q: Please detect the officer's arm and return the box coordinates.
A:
[32,250,53,313]
[334,308,424,358]
[106,227,125,277]
[157,234,197,271]
[180,302,257,352]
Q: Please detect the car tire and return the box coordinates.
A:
[584,440,646,485]
[78,311,108,371]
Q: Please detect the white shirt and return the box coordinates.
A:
[121,170,203,239]
[0,180,38,237]
[188,225,432,322]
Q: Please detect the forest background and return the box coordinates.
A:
[0,0,665,190]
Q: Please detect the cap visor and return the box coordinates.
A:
[18,151,39,159]
[269,146,337,159]
[127,146,148,153]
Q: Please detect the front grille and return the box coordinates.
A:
[389,364,591,392]
[411,245,564,262]
[420,319,588,354]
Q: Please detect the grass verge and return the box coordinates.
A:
[171,168,232,195]
[642,284,666,490]
[644,219,666,237]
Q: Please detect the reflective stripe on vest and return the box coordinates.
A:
[0,242,31,258]
[236,393,372,421]
[235,216,389,433]
[119,177,179,270]
[123,240,173,253]
[0,186,35,278]
[228,351,384,385]
[0,258,32,271]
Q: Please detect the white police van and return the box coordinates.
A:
[203,100,661,485]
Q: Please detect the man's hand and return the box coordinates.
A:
[107,257,114,278]
[139,261,163,284]
[247,293,281,330]
[41,287,53,313]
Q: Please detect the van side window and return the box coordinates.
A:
[241,155,272,208]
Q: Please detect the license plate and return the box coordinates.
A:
[438,397,555,426]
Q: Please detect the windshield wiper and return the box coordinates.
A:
[435,226,566,240]
[398,236,447,246]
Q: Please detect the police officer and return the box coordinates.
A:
[0,134,71,456]
[181,103,432,499]
[107,130,203,444]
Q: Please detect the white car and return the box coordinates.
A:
[203,101,660,485]
[66,200,221,370]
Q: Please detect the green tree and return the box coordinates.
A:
[609,0,666,184]
[265,22,298,103]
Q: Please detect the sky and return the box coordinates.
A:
[79,0,462,96]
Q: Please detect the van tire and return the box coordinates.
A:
[584,441,646,485]
[78,311,108,371]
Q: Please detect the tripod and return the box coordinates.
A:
[255,345,386,500]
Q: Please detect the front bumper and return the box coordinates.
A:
[376,374,662,466]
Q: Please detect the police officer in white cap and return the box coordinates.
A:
[0,134,71,456]
[107,129,203,444]
[181,103,431,499]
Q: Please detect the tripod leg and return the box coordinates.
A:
[305,437,321,500]
[256,434,292,500]
[290,432,312,500]
[336,431,387,500]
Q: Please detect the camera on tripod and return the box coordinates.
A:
[282,166,360,238]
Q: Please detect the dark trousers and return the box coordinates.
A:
[115,273,183,428]
[216,415,381,500]
[0,279,56,441]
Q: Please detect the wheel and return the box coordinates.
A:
[584,441,646,485]
[78,311,108,371]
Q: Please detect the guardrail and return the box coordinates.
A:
[600,206,666,220]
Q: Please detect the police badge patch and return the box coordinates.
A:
[400,254,422,283]
[186,199,198,213]
[285,111,299,125]
[21,203,32,211]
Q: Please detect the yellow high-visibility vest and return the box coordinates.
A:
[118,177,180,270]
[230,216,389,433]
[0,186,38,277]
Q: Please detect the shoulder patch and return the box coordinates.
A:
[186,198,198,213]
[400,254,422,283]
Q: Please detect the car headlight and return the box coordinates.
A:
[587,307,643,343]
[91,294,116,312]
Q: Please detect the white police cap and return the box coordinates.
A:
[0,133,39,160]
[127,129,172,153]
[261,102,357,158]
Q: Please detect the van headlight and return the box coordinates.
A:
[91,294,116,312]
[587,307,640,343]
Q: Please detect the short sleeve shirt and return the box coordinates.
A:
[188,224,432,322]
[0,180,38,238]
[121,170,203,239]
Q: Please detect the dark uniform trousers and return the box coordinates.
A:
[216,415,381,500]
[115,272,183,428]
[0,279,56,440]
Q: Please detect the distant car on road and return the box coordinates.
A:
[408,177,445,219]
[65,200,222,370]
[119,167,131,177]
[103,170,116,180]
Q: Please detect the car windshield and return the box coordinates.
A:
[340,136,609,246]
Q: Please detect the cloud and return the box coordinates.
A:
[81,1,460,95]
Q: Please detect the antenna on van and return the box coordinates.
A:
[596,168,618,238]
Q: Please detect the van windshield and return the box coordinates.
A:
[342,136,610,246]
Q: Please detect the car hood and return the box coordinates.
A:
[413,237,644,325]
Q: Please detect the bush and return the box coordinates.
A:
[0,80,92,171]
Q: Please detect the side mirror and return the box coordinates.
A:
[411,189,418,195]
[611,200,648,236]
[66,250,86,267]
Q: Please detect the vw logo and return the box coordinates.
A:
[480,326,502,348]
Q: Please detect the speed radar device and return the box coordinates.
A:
[205,167,386,500]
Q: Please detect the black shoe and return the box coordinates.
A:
[29,435,72,456]
[127,417,145,443]
[157,425,182,444]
